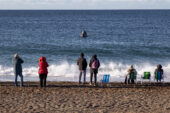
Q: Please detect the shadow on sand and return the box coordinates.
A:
[1,82,170,89]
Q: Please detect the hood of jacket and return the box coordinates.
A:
[39,57,46,62]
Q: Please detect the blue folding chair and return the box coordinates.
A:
[100,74,110,86]
[155,71,164,83]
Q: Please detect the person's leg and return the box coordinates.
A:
[131,79,134,84]
[131,75,134,84]
[90,72,93,85]
[19,72,24,86]
[79,70,82,84]
[41,74,45,87]
[44,74,47,87]
[15,74,18,86]
[39,74,43,87]
[128,75,130,84]
[94,70,97,86]
[125,76,127,84]
[83,70,86,83]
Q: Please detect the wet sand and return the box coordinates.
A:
[0,82,170,113]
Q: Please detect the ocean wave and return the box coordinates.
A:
[0,61,170,82]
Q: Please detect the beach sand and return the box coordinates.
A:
[0,82,170,113]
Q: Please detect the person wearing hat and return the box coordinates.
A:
[77,53,87,84]
[12,53,24,86]
[125,65,137,84]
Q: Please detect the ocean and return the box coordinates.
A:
[0,10,170,82]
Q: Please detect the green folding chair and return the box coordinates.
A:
[141,72,151,84]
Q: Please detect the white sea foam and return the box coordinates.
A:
[0,61,170,82]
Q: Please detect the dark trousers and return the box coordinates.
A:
[90,69,97,85]
[39,74,47,87]
[125,76,134,84]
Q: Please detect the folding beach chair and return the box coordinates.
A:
[154,72,164,83]
[100,74,110,86]
[126,72,137,84]
[141,72,151,84]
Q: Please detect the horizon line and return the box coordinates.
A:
[0,9,170,11]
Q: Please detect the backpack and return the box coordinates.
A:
[92,59,99,69]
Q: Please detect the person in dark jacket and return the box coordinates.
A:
[89,54,100,86]
[77,53,87,84]
[38,57,49,87]
[12,53,24,86]
[154,64,163,82]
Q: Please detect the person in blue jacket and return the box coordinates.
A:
[12,53,24,86]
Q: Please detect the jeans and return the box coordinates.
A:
[39,74,47,87]
[79,70,86,83]
[15,72,23,86]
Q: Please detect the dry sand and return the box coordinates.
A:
[0,82,170,113]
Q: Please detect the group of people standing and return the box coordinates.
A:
[12,53,100,87]
[77,53,100,86]
[12,53,49,87]
[12,53,163,87]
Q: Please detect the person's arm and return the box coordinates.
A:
[135,69,137,75]
[77,58,79,65]
[19,58,24,64]
[85,59,87,68]
[98,60,100,68]
[89,59,92,67]
[127,69,130,76]
[46,62,49,67]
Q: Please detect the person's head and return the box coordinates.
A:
[39,57,46,62]
[80,53,84,57]
[130,65,133,69]
[14,53,19,59]
[93,54,97,59]
[157,64,162,69]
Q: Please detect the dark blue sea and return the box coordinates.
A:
[0,10,170,81]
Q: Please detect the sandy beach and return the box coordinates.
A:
[0,82,170,113]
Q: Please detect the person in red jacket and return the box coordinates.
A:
[38,57,49,87]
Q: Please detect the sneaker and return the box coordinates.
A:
[89,83,92,86]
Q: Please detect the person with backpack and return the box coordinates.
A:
[125,65,137,84]
[38,57,49,87]
[77,53,87,84]
[12,53,24,87]
[89,54,100,86]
